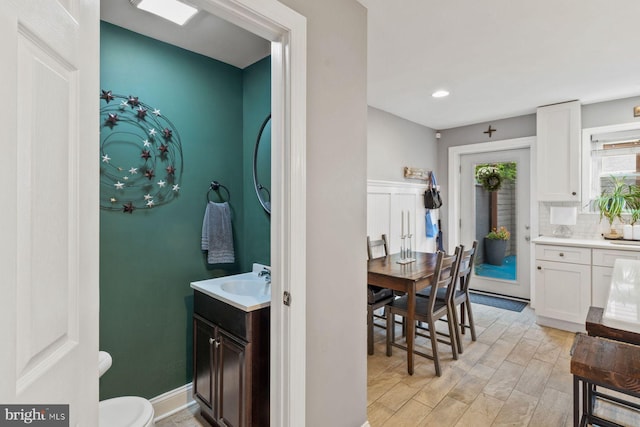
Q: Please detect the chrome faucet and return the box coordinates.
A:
[258,267,271,285]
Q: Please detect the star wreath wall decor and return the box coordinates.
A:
[100,90,184,213]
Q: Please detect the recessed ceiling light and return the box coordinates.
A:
[432,90,450,98]
[135,0,198,26]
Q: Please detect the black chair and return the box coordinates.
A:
[385,248,461,376]
[367,234,395,355]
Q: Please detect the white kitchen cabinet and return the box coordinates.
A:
[536,100,581,201]
[535,245,591,324]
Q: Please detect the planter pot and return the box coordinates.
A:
[484,238,507,266]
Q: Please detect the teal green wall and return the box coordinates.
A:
[242,57,271,267]
[99,21,270,399]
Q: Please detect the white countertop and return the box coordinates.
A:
[191,264,271,312]
[533,236,640,251]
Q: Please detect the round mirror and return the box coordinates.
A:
[253,114,271,215]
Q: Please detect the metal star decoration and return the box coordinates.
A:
[110,197,117,203]
[123,202,135,214]
[101,154,111,163]
[136,106,148,120]
[144,169,155,180]
[158,144,169,154]
[127,96,140,108]
[142,139,151,147]
[119,100,128,110]
[172,184,180,192]
[146,199,155,208]
[100,90,114,103]
[129,167,138,175]
[149,128,157,137]
[157,180,166,188]
[162,128,172,139]
[144,193,153,201]
[114,181,125,190]
[166,165,176,175]
[141,150,151,160]
[105,113,119,128]
[152,109,161,116]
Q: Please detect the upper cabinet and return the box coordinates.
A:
[536,100,582,201]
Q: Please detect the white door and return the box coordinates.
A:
[460,148,531,299]
[0,1,99,425]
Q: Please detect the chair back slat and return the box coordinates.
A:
[458,240,478,292]
[425,247,461,312]
[367,234,389,260]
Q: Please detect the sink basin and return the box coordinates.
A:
[190,264,271,311]
[221,280,269,296]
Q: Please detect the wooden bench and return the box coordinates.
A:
[571,333,640,426]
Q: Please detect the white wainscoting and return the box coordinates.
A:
[367,180,438,255]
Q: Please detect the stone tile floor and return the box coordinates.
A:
[156,302,637,426]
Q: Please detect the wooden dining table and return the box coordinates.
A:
[367,251,439,375]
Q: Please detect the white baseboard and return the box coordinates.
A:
[362,422,371,427]
[150,382,198,422]
[535,315,585,334]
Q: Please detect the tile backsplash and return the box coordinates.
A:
[538,202,611,239]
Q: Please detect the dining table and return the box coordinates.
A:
[367,251,439,375]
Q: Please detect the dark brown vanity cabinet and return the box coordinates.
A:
[193,291,270,427]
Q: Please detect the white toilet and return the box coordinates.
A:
[99,352,156,427]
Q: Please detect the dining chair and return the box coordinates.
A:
[367,234,396,355]
[450,240,478,353]
[415,241,478,354]
[385,248,462,376]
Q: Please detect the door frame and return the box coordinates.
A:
[186,1,307,425]
[448,137,538,301]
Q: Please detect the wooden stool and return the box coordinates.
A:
[571,333,640,427]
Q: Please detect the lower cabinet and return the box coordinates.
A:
[193,291,269,427]
[534,242,640,331]
[535,260,591,324]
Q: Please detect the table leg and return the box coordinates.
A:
[573,375,579,427]
[406,284,416,375]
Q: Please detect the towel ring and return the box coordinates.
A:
[207,181,230,203]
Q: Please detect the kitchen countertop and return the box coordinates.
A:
[533,236,640,251]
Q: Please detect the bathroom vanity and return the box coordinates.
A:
[191,266,270,427]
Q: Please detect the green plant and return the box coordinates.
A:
[485,226,510,240]
[631,209,640,225]
[595,176,628,226]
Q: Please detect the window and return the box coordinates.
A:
[583,124,640,210]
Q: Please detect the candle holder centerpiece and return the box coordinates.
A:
[397,210,416,264]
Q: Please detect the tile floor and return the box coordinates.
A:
[156,302,636,427]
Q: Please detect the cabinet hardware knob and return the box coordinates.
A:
[572,192,577,196]
[559,253,564,257]
[209,337,215,345]
[214,339,220,348]
[537,266,542,270]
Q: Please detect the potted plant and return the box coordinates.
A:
[595,176,628,239]
[484,226,510,265]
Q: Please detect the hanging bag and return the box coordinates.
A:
[424,172,442,209]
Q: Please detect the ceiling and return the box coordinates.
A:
[100,0,270,69]
[103,1,640,130]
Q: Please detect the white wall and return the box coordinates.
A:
[368,106,438,181]
[276,0,368,425]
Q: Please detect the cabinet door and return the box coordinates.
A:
[218,328,247,427]
[536,260,591,323]
[536,101,581,201]
[592,266,613,309]
[193,317,216,414]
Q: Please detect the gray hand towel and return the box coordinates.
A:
[201,201,235,264]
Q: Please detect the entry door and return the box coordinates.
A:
[0,1,99,424]
[460,148,531,299]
